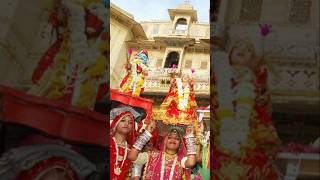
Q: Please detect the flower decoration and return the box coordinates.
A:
[176,78,190,111]
[128,48,133,59]
[191,68,195,74]
[259,24,272,37]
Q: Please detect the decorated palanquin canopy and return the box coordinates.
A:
[152,103,198,126]
[152,75,199,135]
[0,85,107,147]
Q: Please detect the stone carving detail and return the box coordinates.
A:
[289,0,312,24]
[268,59,319,91]
[200,61,208,69]
[264,42,314,59]
[156,59,163,68]
[184,60,192,68]
[303,70,316,78]
[239,0,263,22]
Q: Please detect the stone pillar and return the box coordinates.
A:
[217,0,229,24]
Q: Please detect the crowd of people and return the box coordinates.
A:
[110,49,210,180]
[111,36,281,179]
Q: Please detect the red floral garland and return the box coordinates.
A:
[31,37,64,84]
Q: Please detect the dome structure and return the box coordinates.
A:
[168,0,197,22]
[176,1,194,10]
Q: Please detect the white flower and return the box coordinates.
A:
[176,78,189,110]
[214,50,257,153]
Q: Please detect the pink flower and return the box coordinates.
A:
[191,68,195,74]
[171,64,177,69]
[128,48,133,56]
[259,24,272,37]
[194,175,202,180]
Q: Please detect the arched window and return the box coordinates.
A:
[164,51,179,68]
[175,18,188,31]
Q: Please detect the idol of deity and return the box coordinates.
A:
[119,49,149,97]
[212,40,281,179]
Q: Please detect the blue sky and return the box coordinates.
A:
[110,0,209,23]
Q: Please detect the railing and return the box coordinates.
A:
[147,68,210,80]
[168,29,187,36]
[144,68,210,94]
[147,68,179,76]
[144,78,209,94]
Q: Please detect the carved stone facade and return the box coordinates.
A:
[110,3,147,90]
[239,0,263,22]
[213,0,319,146]
[214,0,319,110]
[110,2,210,107]
[289,0,312,24]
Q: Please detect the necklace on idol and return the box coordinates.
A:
[113,137,128,176]
[165,151,177,160]
[160,152,177,180]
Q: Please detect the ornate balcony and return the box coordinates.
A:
[168,29,188,36]
[144,68,209,96]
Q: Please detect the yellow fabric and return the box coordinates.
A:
[87,55,107,78]
[236,97,255,105]
[119,56,147,96]
[44,33,70,100]
[216,109,234,120]
[152,108,196,126]
[153,78,198,126]
[98,41,108,52]
[74,32,108,109]
[75,81,97,108]
[82,0,101,7]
